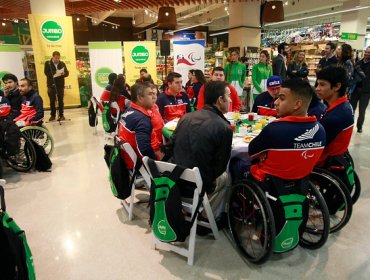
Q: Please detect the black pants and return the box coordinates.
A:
[48,86,64,117]
[350,88,370,130]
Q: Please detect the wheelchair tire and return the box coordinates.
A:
[227,180,275,264]
[6,134,36,172]
[20,126,54,156]
[351,171,361,204]
[299,182,329,250]
[311,167,353,233]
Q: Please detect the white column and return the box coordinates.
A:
[228,1,261,49]
[339,0,368,50]
[30,0,66,16]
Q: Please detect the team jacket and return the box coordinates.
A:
[14,90,44,126]
[317,96,354,166]
[5,88,22,119]
[119,103,156,159]
[196,84,241,112]
[251,91,277,116]
[308,98,326,121]
[0,96,11,117]
[149,104,164,152]
[156,88,190,122]
[249,116,326,182]
[100,90,125,115]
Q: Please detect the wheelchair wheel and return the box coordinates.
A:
[351,171,361,204]
[6,135,36,172]
[20,126,54,156]
[299,182,329,250]
[227,180,275,264]
[311,167,353,233]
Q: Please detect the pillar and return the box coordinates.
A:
[339,0,368,50]
[228,1,261,50]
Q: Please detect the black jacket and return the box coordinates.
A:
[44,59,69,89]
[356,59,370,94]
[6,88,22,120]
[287,61,308,79]
[170,105,233,194]
[272,54,287,80]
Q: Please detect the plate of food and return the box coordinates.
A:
[243,136,254,143]
[164,120,178,131]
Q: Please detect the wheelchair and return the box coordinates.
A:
[226,176,329,264]
[310,167,353,233]
[19,124,54,156]
[5,133,36,172]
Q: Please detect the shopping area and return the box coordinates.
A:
[1,0,370,279]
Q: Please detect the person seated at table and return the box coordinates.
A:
[0,95,11,119]
[2,74,22,120]
[251,75,281,117]
[119,82,157,159]
[315,66,353,166]
[148,83,164,156]
[167,81,233,196]
[156,72,190,122]
[105,73,117,91]
[247,78,326,183]
[14,78,44,126]
[100,76,127,115]
[196,67,241,112]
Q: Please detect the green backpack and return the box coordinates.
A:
[102,102,117,133]
[0,185,36,280]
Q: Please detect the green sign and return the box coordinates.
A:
[41,20,63,42]
[95,67,113,88]
[131,45,149,64]
[341,32,358,40]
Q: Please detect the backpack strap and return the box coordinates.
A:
[0,185,5,211]
[147,158,160,178]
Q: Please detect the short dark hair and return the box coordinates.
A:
[142,73,154,83]
[281,78,313,106]
[20,77,33,87]
[204,81,228,105]
[316,66,348,97]
[189,69,195,74]
[340,43,353,63]
[167,72,182,83]
[278,42,288,54]
[139,68,147,74]
[2,73,18,83]
[130,82,151,103]
[212,67,224,74]
[326,41,336,51]
[108,73,117,85]
[52,51,60,57]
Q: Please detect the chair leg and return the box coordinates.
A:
[151,234,157,250]
[128,184,136,221]
[187,221,197,265]
[203,195,220,240]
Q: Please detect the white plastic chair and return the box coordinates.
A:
[119,142,151,221]
[104,101,120,141]
[90,96,100,135]
[142,156,219,265]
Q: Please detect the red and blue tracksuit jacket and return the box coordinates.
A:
[249,116,326,182]
[119,103,156,160]
[0,95,11,117]
[156,88,190,122]
[14,90,44,125]
[251,91,277,117]
[317,96,354,166]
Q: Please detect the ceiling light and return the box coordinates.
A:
[145,9,148,15]
[165,12,169,16]
[2,22,6,26]
[285,1,288,5]
[113,0,121,2]
[272,5,276,10]
[76,17,80,21]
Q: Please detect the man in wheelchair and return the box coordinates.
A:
[315,66,355,194]
[13,78,44,127]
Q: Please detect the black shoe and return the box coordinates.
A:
[358,128,363,133]
[57,115,66,121]
[49,116,55,121]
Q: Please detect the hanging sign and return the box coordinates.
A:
[341,33,358,40]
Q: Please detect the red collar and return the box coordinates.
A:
[130,102,151,117]
[165,88,183,97]
[275,115,317,123]
[326,96,348,113]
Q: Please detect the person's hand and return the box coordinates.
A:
[155,150,165,160]
[15,120,26,127]
[4,87,9,96]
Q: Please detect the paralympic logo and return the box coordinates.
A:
[176,52,201,66]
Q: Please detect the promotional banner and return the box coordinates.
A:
[0,45,24,91]
[173,40,205,86]
[28,14,80,108]
[123,41,157,86]
[88,42,123,99]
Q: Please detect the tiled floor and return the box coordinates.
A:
[3,108,370,280]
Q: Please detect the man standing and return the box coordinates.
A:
[2,74,22,119]
[156,72,190,122]
[317,42,338,72]
[350,46,370,133]
[196,66,241,111]
[44,51,69,121]
[252,75,281,116]
[272,42,290,81]
[225,49,246,98]
[170,81,233,195]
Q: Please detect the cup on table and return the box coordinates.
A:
[234,111,240,121]
[231,123,236,133]
[248,113,255,121]
[255,122,262,131]
[260,118,267,127]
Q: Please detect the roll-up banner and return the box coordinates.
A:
[123,41,157,86]
[173,40,205,86]
[0,45,24,91]
[28,14,80,108]
[88,41,123,99]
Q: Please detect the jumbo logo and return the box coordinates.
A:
[41,20,64,42]
[158,220,167,235]
[281,237,294,249]
[176,52,201,66]
[94,67,113,88]
[131,45,150,64]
